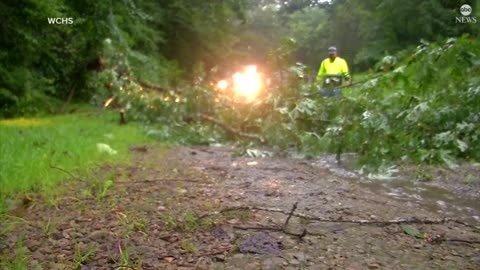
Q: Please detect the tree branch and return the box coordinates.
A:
[283,202,298,230]
[445,238,480,244]
[233,225,308,238]
[138,80,169,93]
[200,114,266,143]
[221,204,479,243]
[116,178,207,184]
[199,205,477,228]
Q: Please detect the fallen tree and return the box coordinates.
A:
[138,79,170,93]
[200,114,266,144]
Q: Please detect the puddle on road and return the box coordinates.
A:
[360,180,480,224]
[311,155,480,224]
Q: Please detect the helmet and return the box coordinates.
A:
[328,46,337,54]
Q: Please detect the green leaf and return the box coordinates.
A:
[400,224,425,239]
[439,150,458,169]
[104,180,113,189]
[455,139,468,152]
[245,149,272,158]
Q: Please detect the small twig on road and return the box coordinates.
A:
[445,238,480,244]
[233,202,308,239]
[453,219,480,230]
[429,235,480,246]
[283,202,298,231]
[199,205,478,228]
[226,204,480,244]
[115,178,208,184]
[233,225,309,238]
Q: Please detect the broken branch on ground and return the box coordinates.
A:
[199,205,478,228]
[200,114,266,144]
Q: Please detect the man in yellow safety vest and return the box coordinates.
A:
[316,46,351,96]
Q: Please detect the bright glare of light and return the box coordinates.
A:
[104,97,114,108]
[216,79,229,90]
[232,65,262,102]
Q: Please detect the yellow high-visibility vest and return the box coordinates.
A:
[317,57,350,81]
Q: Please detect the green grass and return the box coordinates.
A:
[351,71,372,83]
[0,109,152,210]
[0,236,30,269]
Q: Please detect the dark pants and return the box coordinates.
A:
[321,76,342,97]
[320,88,342,97]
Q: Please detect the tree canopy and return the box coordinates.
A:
[0,0,478,117]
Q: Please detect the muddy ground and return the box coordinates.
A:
[1,145,479,269]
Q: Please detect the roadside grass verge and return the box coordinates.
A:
[0,110,152,212]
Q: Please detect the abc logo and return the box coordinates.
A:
[460,4,472,16]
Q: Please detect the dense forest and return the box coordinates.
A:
[1,0,478,115]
